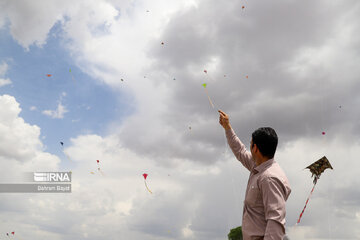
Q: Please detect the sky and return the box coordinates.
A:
[0,0,360,239]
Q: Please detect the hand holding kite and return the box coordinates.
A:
[218,110,231,130]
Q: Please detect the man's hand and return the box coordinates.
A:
[218,110,231,130]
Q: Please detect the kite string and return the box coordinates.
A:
[203,72,216,109]
[296,182,316,225]
[205,88,215,108]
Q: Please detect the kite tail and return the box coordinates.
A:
[144,180,152,194]
[97,168,105,176]
[296,183,316,225]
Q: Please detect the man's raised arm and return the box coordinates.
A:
[218,110,255,171]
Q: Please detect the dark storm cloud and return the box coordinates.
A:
[120,0,360,164]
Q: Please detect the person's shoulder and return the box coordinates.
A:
[260,162,288,184]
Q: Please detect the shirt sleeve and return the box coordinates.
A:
[260,177,287,240]
[225,128,255,171]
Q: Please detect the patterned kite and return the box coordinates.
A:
[306,156,333,184]
[296,156,333,224]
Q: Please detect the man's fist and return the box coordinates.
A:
[218,110,231,130]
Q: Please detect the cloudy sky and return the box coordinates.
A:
[0,0,360,239]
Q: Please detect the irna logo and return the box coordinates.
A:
[33,172,71,182]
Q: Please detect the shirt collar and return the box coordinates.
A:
[253,158,275,174]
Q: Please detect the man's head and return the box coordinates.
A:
[251,127,278,160]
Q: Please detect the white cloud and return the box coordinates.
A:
[30,106,37,111]
[42,101,68,119]
[0,61,9,75]
[0,94,60,178]
[0,61,12,87]
[0,78,11,87]
[0,0,70,49]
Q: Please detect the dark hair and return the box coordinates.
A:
[251,127,278,159]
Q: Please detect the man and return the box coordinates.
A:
[218,110,291,240]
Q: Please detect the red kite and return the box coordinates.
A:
[142,173,152,193]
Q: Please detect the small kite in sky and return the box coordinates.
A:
[143,173,152,194]
[242,6,245,9]
[96,160,105,176]
[322,131,326,135]
[202,83,215,108]
[204,69,207,74]
[296,156,333,225]
[189,126,192,130]
[69,68,75,82]
[60,141,71,161]
[246,75,248,79]
[121,78,124,82]
[90,171,95,175]
[161,42,164,45]
[46,74,52,77]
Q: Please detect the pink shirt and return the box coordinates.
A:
[226,129,291,240]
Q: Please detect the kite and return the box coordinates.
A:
[173,78,176,80]
[11,232,14,235]
[242,6,245,9]
[202,83,215,108]
[121,78,124,81]
[189,126,192,130]
[306,156,333,184]
[246,75,248,79]
[322,131,326,135]
[60,142,71,161]
[46,74,52,77]
[96,160,105,176]
[204,69,207,73]
[143,173,152,194]
[296,156,333,225]
[69,68,75,82]
[90,171,95,174]
[161,42,164,45]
